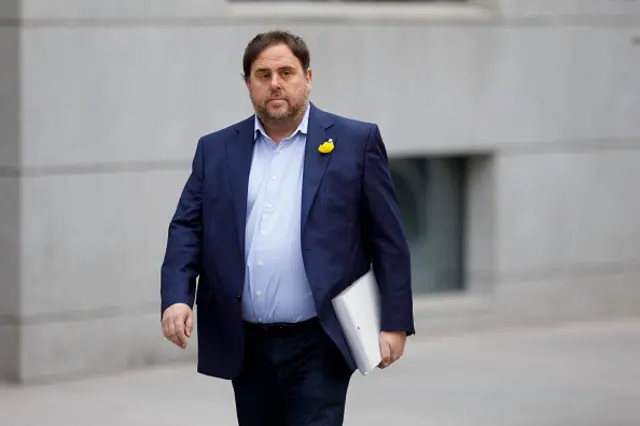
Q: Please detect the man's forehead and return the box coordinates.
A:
[255,54,295,65]
[254,45,298,66]
[255,55,290,65]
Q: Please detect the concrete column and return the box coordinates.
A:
[0,0,21,382]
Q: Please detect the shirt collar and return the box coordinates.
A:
[254,103,310,140]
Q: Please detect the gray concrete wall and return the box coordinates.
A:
[1,0,639,382]
[493,149,640,322]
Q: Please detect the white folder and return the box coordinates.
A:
[331,270,382,376]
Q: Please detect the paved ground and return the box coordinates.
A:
[2,318,640,426]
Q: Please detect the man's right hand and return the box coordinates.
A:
[161,303,194,349]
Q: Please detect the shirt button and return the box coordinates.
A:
[258,318,263,323]
[271,176,277,181]
[256,291,262,296]
[257,259,263,266]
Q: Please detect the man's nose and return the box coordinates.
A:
[269,75,282,88]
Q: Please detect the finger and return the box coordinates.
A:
[166,323,183,348]
[165,321,176,341]
[174,321,187,348]
[397,342,405,360]
[161,317,170,334]
[391,338,404,361]
[389,346,398,365]
[185,312,194,338]
[378,340,391,369]
[392,336,408,364]
[394,350,403,363]
[169,334,182,347]
[398,336,407,359]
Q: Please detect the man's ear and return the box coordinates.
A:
[306,68,313,91]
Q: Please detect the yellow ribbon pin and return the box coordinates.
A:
[318,139,334,154]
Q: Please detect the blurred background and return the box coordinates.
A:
[1,0,640,424]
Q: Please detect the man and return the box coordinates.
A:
[161,30,415,426]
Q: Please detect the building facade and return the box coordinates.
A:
[1,0,640,382]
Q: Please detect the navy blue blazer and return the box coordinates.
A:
[161,103,415,379]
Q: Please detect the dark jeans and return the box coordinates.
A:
[232,318,353,426]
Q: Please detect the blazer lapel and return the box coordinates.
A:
[226,116,255,256]
[301,104,335,230]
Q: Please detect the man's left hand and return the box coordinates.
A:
[378,331,406,369]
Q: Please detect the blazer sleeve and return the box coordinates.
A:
[160,138,204,316]
[362,125,416,335]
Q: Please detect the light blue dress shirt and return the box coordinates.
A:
[241,105,317,324]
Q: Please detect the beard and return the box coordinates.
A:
[253,92,308,124]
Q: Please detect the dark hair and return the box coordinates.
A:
[242,30,310,81]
